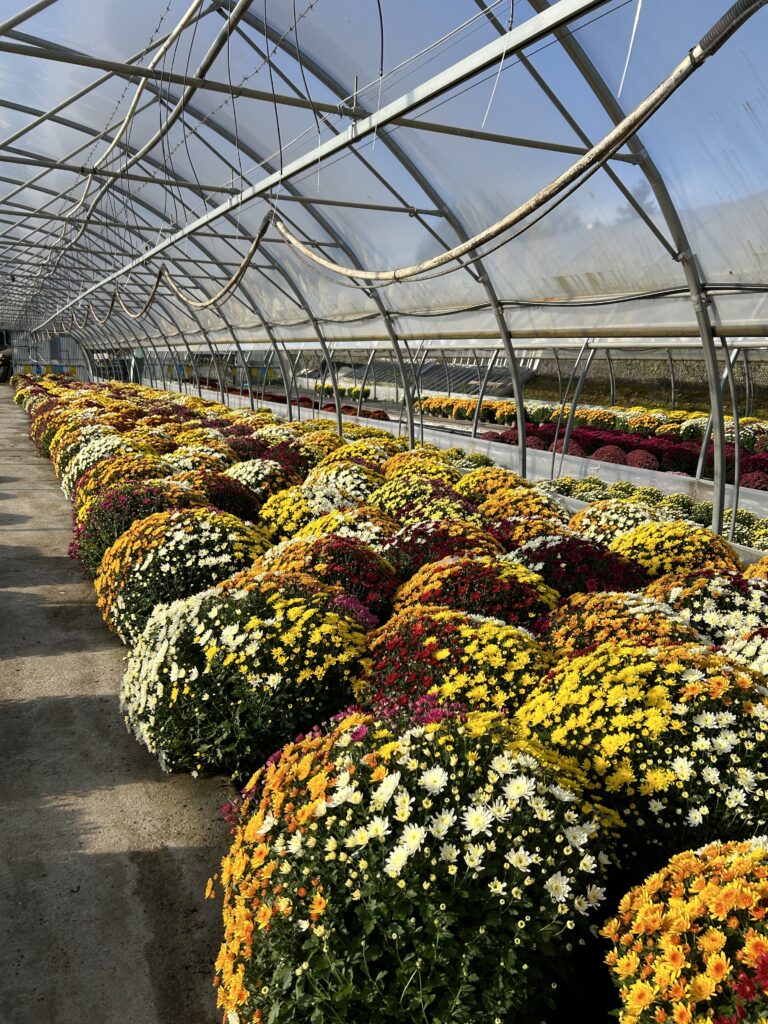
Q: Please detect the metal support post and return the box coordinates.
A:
[549,339,590,478]
[558,348,596,478]
[605,348,616,405]
[259,347,275,409]
[743,349,754,417]
[721,339,741,542]
[471,349,501,438]
[695,347,743,483]
[552,350,564,404]
[666,349,676,410]
[356,350,376,418]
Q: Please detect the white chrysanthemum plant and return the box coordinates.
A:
[213,707,612,1024]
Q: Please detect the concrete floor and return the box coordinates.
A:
[0,386,227,1024]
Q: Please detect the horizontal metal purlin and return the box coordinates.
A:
[0,171,441,218]
[391,117,639,163]
[0,210,166,227]
[262,193,441,217]
[0,1,59,37]
[0,37,347,111]
[0,18,240,256]
[0,154,242,193]
[1,245,270,271]
[0,173,63,196]
[33,0,616,331]
[0,19,222,249]
[144,326,768,342]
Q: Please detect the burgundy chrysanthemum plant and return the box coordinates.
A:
[713,952,768,1024]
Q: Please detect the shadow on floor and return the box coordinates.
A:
[0,692,229,1023]
[0,511,31,527]
[0,589,118,659]
[0,545,83,589]
[0,844,224,1024]
[0,694,168,800]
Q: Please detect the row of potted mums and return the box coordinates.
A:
[417,396,768,490]
[11,371,768,1024]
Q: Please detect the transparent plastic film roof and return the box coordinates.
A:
[0,0,766,353]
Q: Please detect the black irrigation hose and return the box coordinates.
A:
[699,0,767,54]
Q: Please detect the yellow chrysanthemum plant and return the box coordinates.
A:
[602,838,768,1024]
[515,641,768,868]
[259,485,318,541]
[610,521,742,578]
[478,485,569,525]
[367,475,487,527]
[746,554,768,582]
[383,450,462,486]
[94,507,270,644]
[260,470,386,543]
[123,423,178,454]
[294,429,345,460]
[453,465,532,505]
[211,708,611,1024]
[354,603,554,717]
[319,437,399,466]
[293,504,400,550]
[121,578,371,776]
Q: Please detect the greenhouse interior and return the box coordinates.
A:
[4,0,768,1021]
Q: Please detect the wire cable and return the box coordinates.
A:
[264,0,284,220]
[481,0,514,127]
[617,0,643,98]
[163,214,269,308]
[371,0,385,150]
[293,0,322,188]
[28,0,253,288]
[50,212,272,334]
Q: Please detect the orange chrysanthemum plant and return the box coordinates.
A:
[602,838,768,1024]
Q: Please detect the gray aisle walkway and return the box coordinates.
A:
[0,386,227,1024]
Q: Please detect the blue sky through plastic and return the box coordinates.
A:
[0,0,767,335]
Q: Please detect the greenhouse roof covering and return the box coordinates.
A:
[0,0,767,350]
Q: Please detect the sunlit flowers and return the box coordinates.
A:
[94,507,269,643]
[212,710,609,1024]
[516,641,768,861]
[355,603,553,714]
[392,554,559,626]
[610,520,741,578]
[121,582,369,775]
[603,838,768,1024]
